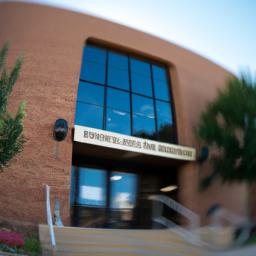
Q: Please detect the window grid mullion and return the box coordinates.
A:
[79,78,172,104]
[150,64,159,140]
[77,45,175,143]
[103,50,109,130]
[128,54,133,136]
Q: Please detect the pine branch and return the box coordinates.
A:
[0,41,9,72]
[0,42,26,171]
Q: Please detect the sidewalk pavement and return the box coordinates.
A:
[209,245,256,256]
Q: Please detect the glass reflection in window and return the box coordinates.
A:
[152,65,170,101]
[83,45,106,64]
[77,82,104,106]
[133,114,156,139]
[107,88,130,113]
[106,109,131,135]
[108,67,129,90]
[158,120,175,143]
[110,172,137,209]
[76,44,176,143]
[75,102,103,129]
[156,100,172,122]
[80,61,106,84]
[108,51,128,69]
[80,46,106,84]
[132,94,155,118]
[130,58,150,76]
[156,100,174,142]
[152,65,167,82]
[77,168,106,207]
[131,74,152,96]
[130,58,152,96]
[107,52,129,90]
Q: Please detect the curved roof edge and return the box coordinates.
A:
[0,0,234,75]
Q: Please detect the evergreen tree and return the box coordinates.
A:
[196,73,256,189]
[0,42,26,171]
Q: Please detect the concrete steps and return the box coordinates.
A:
[39,224,206,256]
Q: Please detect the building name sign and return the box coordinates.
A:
[74,125,196,161]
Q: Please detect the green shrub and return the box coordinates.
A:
[23,237,41,256]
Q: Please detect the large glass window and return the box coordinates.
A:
[75,81,104,129]
[132,94,156,139]
[107,88,130,113]
[156,100,174,142]
[106,109,131,135]
[132,95,155,118]
[77,81,104,106]
[77,168,107,207]
[152,65,170,101]
[75,102,103,129]
[107,51,129,90]
[130,58,152,97]
[133,114,156,139]
[80,46,106,84]
[106,88,131,135]
[75,44,176,143]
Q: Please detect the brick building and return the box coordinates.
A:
[0,2,247,229]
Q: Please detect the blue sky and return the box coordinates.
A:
[5,0,256,74]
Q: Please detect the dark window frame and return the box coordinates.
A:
[76,44,177,144]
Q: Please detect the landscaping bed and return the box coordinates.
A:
[0,230,41,256]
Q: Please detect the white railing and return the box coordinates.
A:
[148,194,201,245]
[208,207,249,246]
[45,185,56,249]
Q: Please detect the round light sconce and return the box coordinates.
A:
[197,146,209,163]
[53,118,68,159]
[53,119,68,142]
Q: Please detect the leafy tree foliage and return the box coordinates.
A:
[196,74,256,188]
[0,42,26,171]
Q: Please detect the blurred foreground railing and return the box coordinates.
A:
[148,194,201,245]
[45,185,56,250]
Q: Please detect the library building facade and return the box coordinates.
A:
[0,2,249,229]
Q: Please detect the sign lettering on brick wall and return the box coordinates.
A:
[74,125,196,161]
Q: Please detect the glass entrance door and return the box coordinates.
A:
[71,166,138,228]
[109,172,137,228]
[71,165,178,229]
[71,167,107,227]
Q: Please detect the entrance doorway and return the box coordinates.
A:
[71,166,138,228]
[70,163,179,229]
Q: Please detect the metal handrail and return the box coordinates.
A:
[46,185,56,249]
[148,194,201,245]
[149,194,200,229]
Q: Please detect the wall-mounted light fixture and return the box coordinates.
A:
[53,119,68,142]
[53,118,68,158]
[197,146,209,163]
[160,185,178,192]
